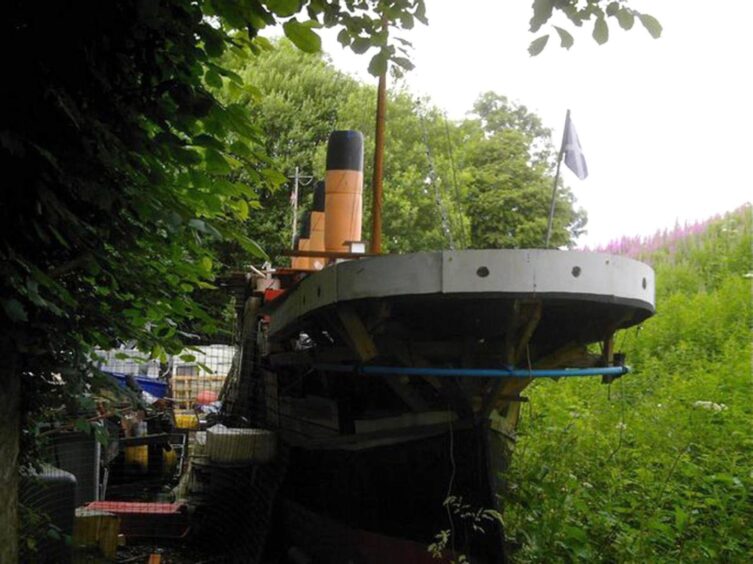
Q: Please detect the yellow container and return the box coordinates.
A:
[175,411,199,430]
[124,445,148,473]
[162,448,178,476]
[74,509,120,559]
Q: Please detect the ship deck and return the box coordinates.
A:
[264,249,655,363]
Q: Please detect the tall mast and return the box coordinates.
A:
[370,16,388,255]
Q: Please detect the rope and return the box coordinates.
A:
[443,112,468,248]
[420,105,455,249]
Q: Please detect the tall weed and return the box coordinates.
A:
[505,205,752,562]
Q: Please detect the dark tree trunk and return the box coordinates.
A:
[0,365,20,562]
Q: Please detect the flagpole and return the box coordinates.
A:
[545,109,570,248]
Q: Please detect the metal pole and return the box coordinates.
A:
[291,166,299,247]
[314,362,631,379]
[545,109,569,248]
[370,17,388,255]
[370,72,386,254]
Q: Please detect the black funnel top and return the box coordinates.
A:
[313,180,326,212]
[326,130,364,172]
[298,212,311,237]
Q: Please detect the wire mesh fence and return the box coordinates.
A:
[19,279,289,563]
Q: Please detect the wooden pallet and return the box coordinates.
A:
[171,375,227,409]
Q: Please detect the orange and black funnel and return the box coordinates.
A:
[325,131,363,253]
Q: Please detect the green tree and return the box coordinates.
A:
[0,0,658,557]
[462,93,586,249]
[0,1,426,558]
[1,0,427,452]
[221,45,586,254]
[218,40,361,253]
[217,41,457,253]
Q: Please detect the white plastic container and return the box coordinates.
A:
[205,424,276,464]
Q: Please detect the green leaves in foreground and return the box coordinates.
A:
[592,16,609,45]
[638,14,663,39]
[368,49,390,76]
[528,0,661,55]
[283,19,322,53]
[528,34,550,56]
[554,26,574,49]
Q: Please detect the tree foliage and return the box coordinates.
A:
[220,41,586,254]
[0,0,658,448]
[1,1,661,558]
[528,0,662,55]
[0,0,426,463]
[217,40,361,253]
[463,93,586,248]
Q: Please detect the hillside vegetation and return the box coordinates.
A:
[504,205,752,562]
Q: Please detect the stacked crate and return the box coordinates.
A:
[171,370,227,410]
[170,344,235,409]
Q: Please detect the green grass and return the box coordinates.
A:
[504,205,752,563]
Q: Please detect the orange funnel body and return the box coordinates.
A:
[291,212,312,270]
[309,211,326,271]
[291,238,310,270]
[325,131,364,253]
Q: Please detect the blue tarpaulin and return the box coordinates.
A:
[105,371,168,399]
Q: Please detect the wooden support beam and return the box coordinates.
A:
[490,302,543,418]
[335,305,378,362]
[514,302,543,365]
[496,395,528,403]
[331,305,432,415]
[479,301,522,420]
[376,336,435,412]
[280,249,377,259]
[382,376,429,412]
[533,342,597,369]
[603,334,615,366]
[601,333,622,384]
[366,300,392,334]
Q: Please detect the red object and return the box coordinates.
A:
[264,288,286,302]
[87,502,181,514]
[196,389,218,405]
[85,502,189,539]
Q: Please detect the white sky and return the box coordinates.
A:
[319,0,752,248]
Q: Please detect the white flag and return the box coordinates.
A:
[563,113,588,180]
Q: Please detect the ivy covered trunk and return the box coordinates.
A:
[0,367,19,563]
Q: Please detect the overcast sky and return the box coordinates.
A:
[319,0,752,248]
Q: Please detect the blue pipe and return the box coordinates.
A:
[313,363,630,379]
